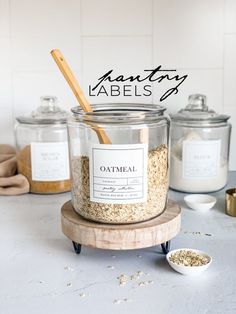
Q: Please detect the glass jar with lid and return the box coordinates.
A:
[15,96,71,194]
[169,94,231,193]
[67,103,169,224]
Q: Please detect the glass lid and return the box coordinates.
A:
[170,94,230,124]
[16,96,68,124]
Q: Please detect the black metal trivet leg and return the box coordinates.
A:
[161,241,171,254]
[72,241,82,254]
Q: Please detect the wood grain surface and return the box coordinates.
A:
[61,200,181,250]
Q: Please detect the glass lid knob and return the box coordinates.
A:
[186,94,208,112]
[39,96,58,113]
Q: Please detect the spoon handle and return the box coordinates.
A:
[51,49,92,113]
[51,49,111,144]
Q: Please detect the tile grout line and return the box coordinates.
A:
[80,34,153,38]
[151,0,154,104]
[79,0,84,93]
[222,0,226,112]
[176,67,224,71]
[8,0,15,145]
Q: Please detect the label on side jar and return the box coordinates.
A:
[89,144,148,204]
[182,140,221,178]
[31,142,70,181]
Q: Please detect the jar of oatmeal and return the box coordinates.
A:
[67,103,170,224]
[15,96,71,194]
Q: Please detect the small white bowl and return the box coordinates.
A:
[184,194,216,211]
[166,248,212,276]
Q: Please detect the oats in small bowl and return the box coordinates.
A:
[166,248,212,276]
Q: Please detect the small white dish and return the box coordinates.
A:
[184,194,216,211]
[166,248,212,276]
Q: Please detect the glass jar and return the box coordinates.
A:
[15,96,71,194]
[68,103,170,224]
[169,94,231,193]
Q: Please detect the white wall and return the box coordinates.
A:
[0,0,236,169]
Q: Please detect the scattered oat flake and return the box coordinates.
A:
[138,280,154,287]
[64,266,74,271]
[184,231,213,237]
[138,281,146,287]
[107,265,115,269]
[130,271,144,281]
[130,274,138,281]
[118,271,151,287]
[118,274,129,286]
[79,293,86,298]
[113,298,132,304]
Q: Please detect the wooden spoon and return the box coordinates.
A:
[50,49,111,144]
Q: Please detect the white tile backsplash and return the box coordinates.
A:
[82,36,153,103]
[225,0,236,33]
[10,0,81,72]
[0,37,11,73]
[0,0,9,37]
[0,73,11,108]
[12,71,79,117]
[0,108,14,145]
[0,37,11,108]
[224,34,236,108]
[11,36,81,72]
[0,0,236,170]
[153,0,224,69]
[223,107,236,171]
[153,69,223,114]
[10,0,81,37]
[81,0,152,36]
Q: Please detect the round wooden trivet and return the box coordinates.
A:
[61,200,181,250]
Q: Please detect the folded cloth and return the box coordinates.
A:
[0,174,29,195]
[0,144,29,195]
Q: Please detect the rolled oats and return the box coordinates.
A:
[71,145,168,223]
[169,250,210,267]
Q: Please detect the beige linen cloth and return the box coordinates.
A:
[0,144,29,195]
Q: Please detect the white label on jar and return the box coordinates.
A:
[89,144,148,204]
[31,142,70,181]
[182,140,221,178]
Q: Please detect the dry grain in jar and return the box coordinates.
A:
[71,144,168,224]
[17,145,71,194]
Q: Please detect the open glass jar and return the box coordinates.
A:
[169,94,231,193]
[15,96,71,194]
[68,103,170,224]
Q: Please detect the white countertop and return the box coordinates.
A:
[1,173,236,314]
